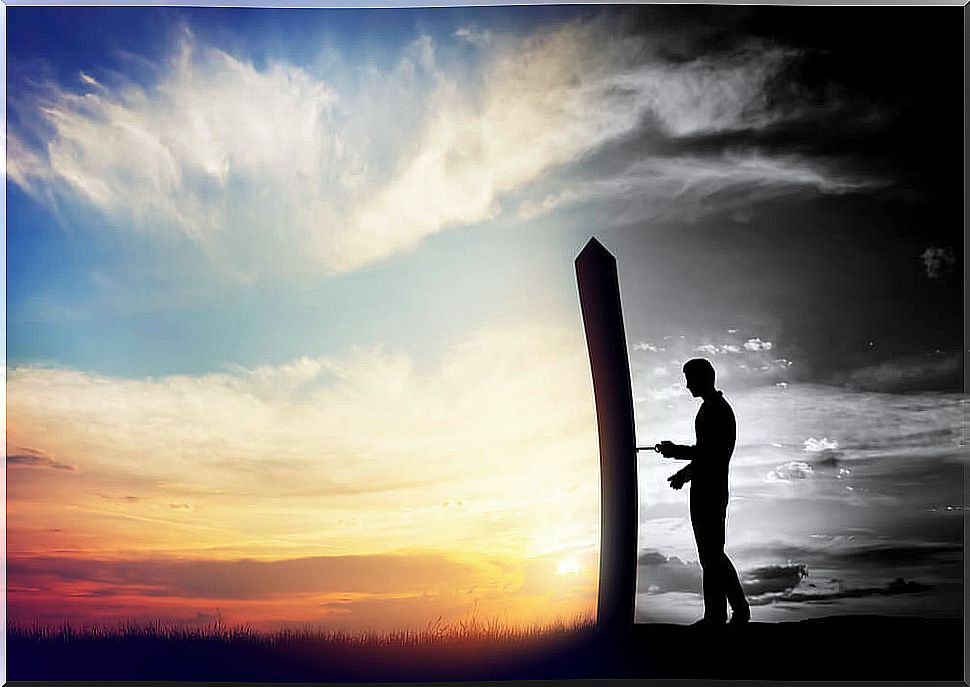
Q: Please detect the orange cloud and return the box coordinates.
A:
[7,550,595,632]
[6,323,601,630]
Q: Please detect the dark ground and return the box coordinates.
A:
[7,616,963,682]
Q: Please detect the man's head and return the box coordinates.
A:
[683,358,716,398]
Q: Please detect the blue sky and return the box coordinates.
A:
[7,5,599,377]
[6,5,964,629]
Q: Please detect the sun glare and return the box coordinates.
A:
[556,558,581,576]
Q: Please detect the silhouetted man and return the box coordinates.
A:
[659,358,749,626]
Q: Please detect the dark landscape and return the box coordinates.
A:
[7,615,962,682]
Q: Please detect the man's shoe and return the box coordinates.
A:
[729,608,750,624]
[690,617,726,628]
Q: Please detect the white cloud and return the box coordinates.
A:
[13,32,356,278]
[6,132,53,195]
[9,18,855,279]
[349,20,668,260]
[765,460,814,483]
[454,26,492,47]
[803,437,839,452]
[744,337,774,351]
[11,29,439,279]
[632,334,792,400]
[78,71,103,88]
[513,151,878,225]
[644,384,686,401]
[693,342,756,356]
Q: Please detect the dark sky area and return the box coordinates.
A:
[597,6,963,391]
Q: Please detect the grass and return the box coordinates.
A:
[8,611,598,647]
[8,611,601,681]
[7,614,964,681]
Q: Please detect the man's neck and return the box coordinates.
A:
[700,389,720,402]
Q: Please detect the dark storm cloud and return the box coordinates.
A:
[639,550,937,607]
[638,551,811,595]
[637,550,701,594]
[602,9,960,397]
[836,353,962,393]
[741,542,962,573]
[748,577,932,607]
[844,426,960,454]
[639,554,811,598]
[727,8,962,195]
[637,551,936,610]
[639,535,950,612]
[513,8,933,239]
[741,563,807,596]
[7,447,77,472]
[590,7,959,196]
[735,539,956,609]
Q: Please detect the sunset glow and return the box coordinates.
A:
[6,324,602,629]
[557,559,582,576]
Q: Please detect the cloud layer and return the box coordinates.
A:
[9,15,879,279]
[7,322,599,556]
[7,447,77,472]
[636,547,941,617]
[7,322,600,628]
[631,329,963,622]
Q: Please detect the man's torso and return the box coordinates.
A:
[690,391,736,507]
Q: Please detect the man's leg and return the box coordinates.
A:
[722,552,749,621]
[722,504,749,622]
[692,506,727,623]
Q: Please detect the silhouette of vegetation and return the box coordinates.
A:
[8,614,961,682]
[9,611,597,647]
[7,611,602,681]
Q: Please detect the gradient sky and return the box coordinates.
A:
[6,5,964,631]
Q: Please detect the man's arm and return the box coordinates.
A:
[659,441,696,460]
[668,464,693,490]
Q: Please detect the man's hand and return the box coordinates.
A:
[668,469,688,490]
[658,441,677,458]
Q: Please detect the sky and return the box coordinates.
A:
[5,5,964,631]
